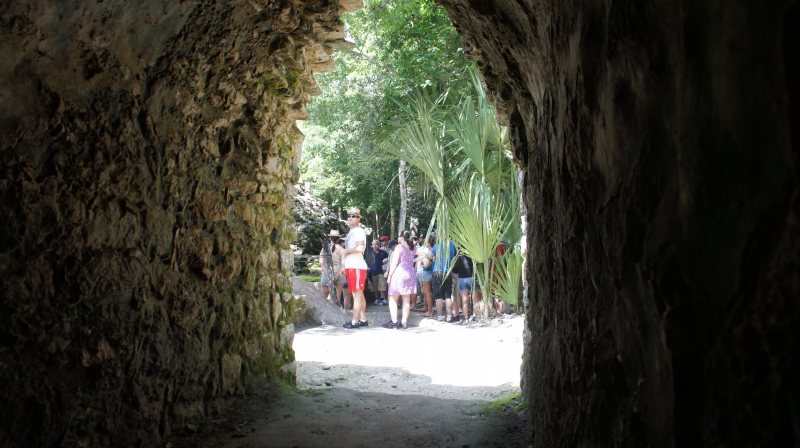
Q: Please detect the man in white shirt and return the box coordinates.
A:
[336,207,369,329]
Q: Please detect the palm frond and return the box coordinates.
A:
[495,251,524,305]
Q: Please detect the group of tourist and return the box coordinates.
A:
[319,207,504,330]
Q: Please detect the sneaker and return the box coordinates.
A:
[374,299,380,305]
[343,321,360,329]
[380,299,388,305]
[359,320,369,327]
[400,322,408,329]
[382,320,399,329]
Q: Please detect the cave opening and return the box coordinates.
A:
[286,0,530,442]
[1,0,798,447]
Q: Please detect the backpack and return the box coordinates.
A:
[363,235,375,265]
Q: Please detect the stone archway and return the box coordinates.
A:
[0,0,797,446]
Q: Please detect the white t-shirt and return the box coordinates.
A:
[416,246,429,272]
[343,226,369,270]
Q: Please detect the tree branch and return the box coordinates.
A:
[341,48,401,78]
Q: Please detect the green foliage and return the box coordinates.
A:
[378,65,524,315]
[297,275,321,283]
[494,251,524,306]
[299,0,471,236]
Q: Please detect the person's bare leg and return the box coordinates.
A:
[321,285,330,300]
[424,282,433,315]
[389,294,399,322]
[452,295,461,319]
[360,294,367,321]
[351,289,365,323]
[473,289,484,319]
[460,290,471,319]
[344,287,351,311]
[436,299,444,319]
[401,294,411,324]
[445,298,454,321]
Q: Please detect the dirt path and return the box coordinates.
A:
[168,315,528,448]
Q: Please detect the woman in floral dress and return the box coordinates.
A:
[384,231,418,329]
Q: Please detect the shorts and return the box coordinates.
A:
[431,272,453,300]
[458,277,473,292]
[368,273,387,292]
[417,271,433,282]
[345,268,367,292]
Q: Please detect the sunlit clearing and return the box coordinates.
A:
[293,316,524,396]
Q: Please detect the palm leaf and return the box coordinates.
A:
[495,251,523,305]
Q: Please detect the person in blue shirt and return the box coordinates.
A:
[367,240,389,305]
[427,233,457,322]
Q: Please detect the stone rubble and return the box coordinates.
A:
[291,182,347,255]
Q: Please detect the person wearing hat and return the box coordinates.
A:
[335,207,370,329]
[379,235,390,251]
[367,240,390,305]
[319,229,348,308]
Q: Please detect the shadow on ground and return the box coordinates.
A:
[167,381,530,448]
[168,310,529,447]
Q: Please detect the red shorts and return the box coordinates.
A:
[345,269,367,292]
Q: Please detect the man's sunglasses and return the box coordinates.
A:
[347,214,359,218]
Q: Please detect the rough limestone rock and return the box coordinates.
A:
[437,0,799,446]
[292,181,347,255]
[0,0,362,446]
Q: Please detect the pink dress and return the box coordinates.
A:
[387,244,417,296]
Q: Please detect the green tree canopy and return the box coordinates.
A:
[298,0,471,236]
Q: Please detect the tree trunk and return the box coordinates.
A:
[397,159,407,233]
[390,207,395,239]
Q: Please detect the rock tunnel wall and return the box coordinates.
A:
[0,0,359,446]
[438,0,799,446]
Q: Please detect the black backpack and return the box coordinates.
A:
[363,235,375,265]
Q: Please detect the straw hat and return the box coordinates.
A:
[328,229,341,237]
[346,207,361,217]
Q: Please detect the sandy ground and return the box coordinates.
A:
[168,314,528,448]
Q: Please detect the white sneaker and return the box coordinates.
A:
[374,299,380,305]
[380,299,388,305]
